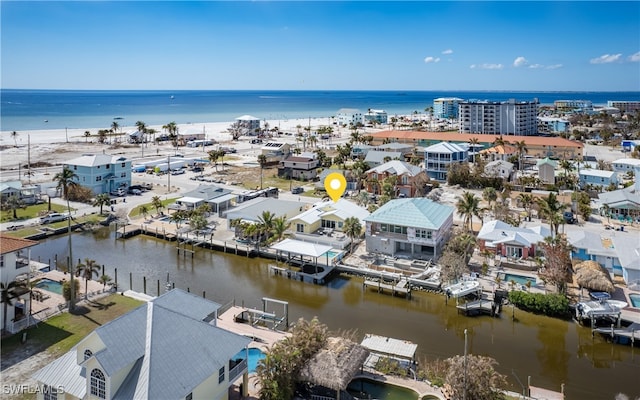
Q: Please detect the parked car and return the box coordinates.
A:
[170,169,185,175]
[563,211,577,224]
[220,147,237,154]
[291,186,304,194]
[110,188,126,197]
[40,213,69,224]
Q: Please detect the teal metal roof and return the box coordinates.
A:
[364,198,454,229]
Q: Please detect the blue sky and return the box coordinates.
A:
[2,1,639,91]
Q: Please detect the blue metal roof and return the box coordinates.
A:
[364,198,454,229]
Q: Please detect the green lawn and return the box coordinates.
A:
[1,294,143,359]
[129,197,179,218]
[1,203,68,223]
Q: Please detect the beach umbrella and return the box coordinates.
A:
[574,260,614,294]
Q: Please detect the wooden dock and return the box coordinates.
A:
[592,322,640,345]
[456,299,500,317]
[363,278,411,298]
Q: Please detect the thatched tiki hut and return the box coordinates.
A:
[298,337,370,400]
[574,260,615,294]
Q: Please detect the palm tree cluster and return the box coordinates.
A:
[169,203,213,234]
[231,211,291,249]
[53,166,79,311]
[536,192,568,237]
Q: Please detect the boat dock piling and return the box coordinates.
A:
[456,298,501,317]
[592,322,640,345]
[363,277,412,298]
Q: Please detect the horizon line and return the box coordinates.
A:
[2,88,639,93]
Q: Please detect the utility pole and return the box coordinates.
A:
[463,329,468,400]
[167,155,171,194]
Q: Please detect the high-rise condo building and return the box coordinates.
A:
[433,97,463,119]
[459,99,539,136]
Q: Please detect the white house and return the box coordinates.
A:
[33,289,252,400]
[0,235,39,334]
[477,220,549,260]
[336,108,363,127]
[484,160,514,180]
[579,169,618,189]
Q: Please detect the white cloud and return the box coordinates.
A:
[590,54,622,64]
[546,64,563,70]
[470,63,503,70]
[513,56,528,67]
[441,49,453,55]
[528,64,543,69]
[424,56,440,64]
[629,52,640,62]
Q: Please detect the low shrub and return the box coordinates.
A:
[508,291,570,317]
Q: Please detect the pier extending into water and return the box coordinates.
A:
[363,278,411,298]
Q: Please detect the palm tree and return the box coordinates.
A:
[5,195,25,220]
[456,191,481,232]
[257,210,276,241]
[84,131,91,142]
[135,120,147,135]
[271,216,291,242]
[518,193,534,221]
[468,137,480,163]
[98,274,112,290]
[139,204,149,220]
[2,280,26,332]
[10,130,18,147]
[482,187,497,209]
[493,134,507,147]
[92,193,111,215]
[343,216,363,253]
[151,196,164,217]
[536,192,566,236]
[512,140,527,171]
[54,166,79,311]
[257,154,268,189]
[110,121,120,143]
[77,258,100,299]
[208,149,221,172]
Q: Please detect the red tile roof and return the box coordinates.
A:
[370,130,583,148]
[0,234,39,255]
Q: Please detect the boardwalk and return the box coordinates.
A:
[363,278,411,297]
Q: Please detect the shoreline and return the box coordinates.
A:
[0,116,343,146]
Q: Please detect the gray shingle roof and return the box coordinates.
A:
[364,150,403,164]
[364,198,454,229]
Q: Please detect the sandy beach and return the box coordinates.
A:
[0,116,357,172]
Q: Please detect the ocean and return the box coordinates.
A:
[1,89,639,132]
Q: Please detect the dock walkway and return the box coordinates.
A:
[363,278,411,297]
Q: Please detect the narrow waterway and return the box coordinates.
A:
[31,229,640,400]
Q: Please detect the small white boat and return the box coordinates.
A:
[43,119,48,122]
[444,279,480,298]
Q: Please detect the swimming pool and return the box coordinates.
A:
[501,273,536,287]
[347,378,419,400]
[35,278,63,295]
[232,348,267,373]
[322,250,340,259]
[630,293,640,308]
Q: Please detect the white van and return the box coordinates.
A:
[40,213,69,224]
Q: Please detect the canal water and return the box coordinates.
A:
[32,229,640,400]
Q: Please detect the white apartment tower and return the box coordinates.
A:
[459,98,539,136]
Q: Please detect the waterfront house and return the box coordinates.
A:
[364,109,388,125]
[63,154,132,195]
[484,160,514,180]
[363,150,403,168]
[611,235,640,284]
[0,235,38,334]
[424,142,467,181]
[364,198,454,260]
[33,289,252,400]
[566,230,622,276]
[477,220,549,260]
[536,157,558,185]
[225,197,304,230]
[170,184,236,215]
[288,199,369,235]
[579,169,618,189]
[0,180,41,204]
[336,108,363,127]
[278,154,320,181]
[235,115,261,134]
[365,160,426,197]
